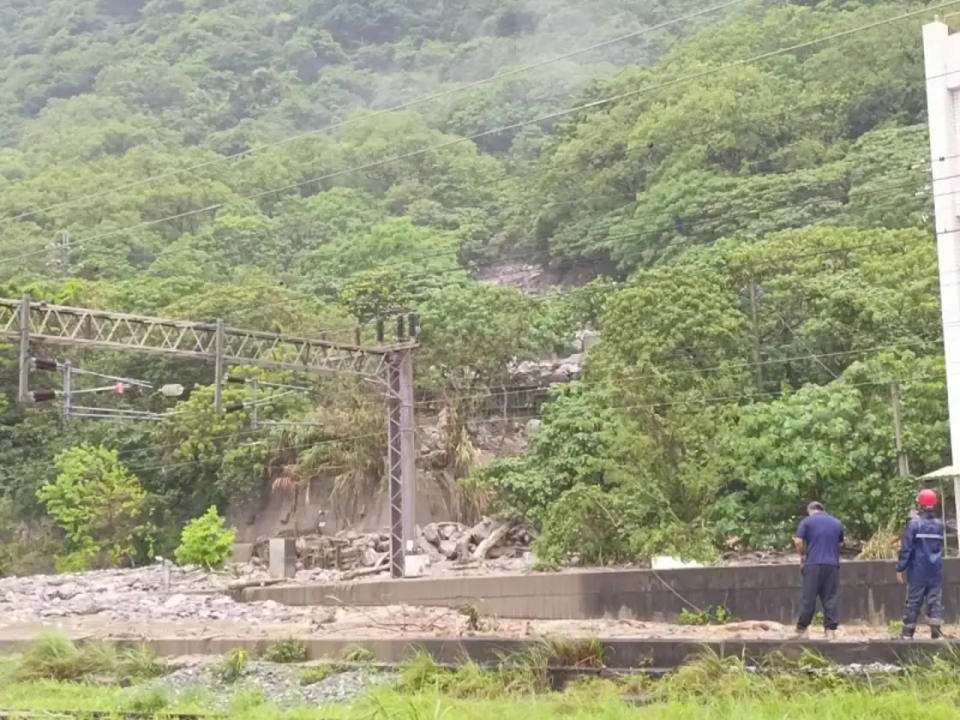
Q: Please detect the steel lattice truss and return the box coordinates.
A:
[0,298,404,379]
[386,359,406,579]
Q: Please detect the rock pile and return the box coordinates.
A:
[251,519,535,576]
[416,519,535,562]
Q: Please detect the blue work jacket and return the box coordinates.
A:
[896,511,945,585]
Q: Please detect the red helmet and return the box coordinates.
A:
[917,489,938,508]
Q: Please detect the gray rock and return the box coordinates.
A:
[438,540,459,559]
[421,524,440,545]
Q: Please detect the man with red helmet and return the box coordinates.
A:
[896,488,946,639]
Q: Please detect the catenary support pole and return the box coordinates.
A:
[213,318,225,413]
[891,381,910,478]
[17,294,30,405]
[923,21,960,553]
[386,347,417,578]
[398,348,416,553]
[63,361,72,422]
[250,378,259,428]
[386,354,404,578]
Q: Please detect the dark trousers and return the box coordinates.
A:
[903,582,944,629]
[797,563,840,630]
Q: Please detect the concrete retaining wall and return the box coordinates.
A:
[242,559,960,623]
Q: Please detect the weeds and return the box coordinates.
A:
[117,644,165,680]
[541,636,608,668]
[341,645,375,663]
[121,687,169,713]
[16,635,165,686]
[858,528,900,560]
[216,647,250,683]
[229,685,266,713]
[18,634,116,681]
[678,605,734,625]
[262,638,308,663]
[300,665,338,686]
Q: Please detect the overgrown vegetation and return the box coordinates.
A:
[678,606,734,626]
[16,634,164,683]
[262,638,308,664]
[217,647,251,684]
[5,642,960,718]
[173,505,236,569]
[0,0,953,570]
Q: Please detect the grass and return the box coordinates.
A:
[3,639,960,720]
[16,634,164,683]
[217,647,251,683]
[2,674,960,720]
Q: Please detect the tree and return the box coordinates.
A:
[719,353,948,545]
[37,444,147,570]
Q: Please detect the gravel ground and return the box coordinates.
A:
[130,658,394,709]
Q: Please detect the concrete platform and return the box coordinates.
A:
[240,559,960,624]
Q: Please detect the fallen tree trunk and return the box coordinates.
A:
[472,522,512,560]
[342,557,389,580]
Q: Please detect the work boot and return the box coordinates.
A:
[825,629,837,641]
[931,625,944,640]
[794,627,809,639]
[901,625,915,640]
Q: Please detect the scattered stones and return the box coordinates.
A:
[134,658,394,709]
[0,563,332,627]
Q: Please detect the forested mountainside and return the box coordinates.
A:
[0,0,949,573]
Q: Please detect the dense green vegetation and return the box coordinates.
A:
[0,0,951,571]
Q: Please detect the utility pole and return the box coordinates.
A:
[748,275,763,389]
[891,381,910,478]
[62,361,72,423]
[214,318,225,413]
[17,294,31,405]
[923,21,960,552]
[58,230,72,276]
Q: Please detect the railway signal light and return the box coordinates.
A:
[31,358,59,371]
[159,384,184,398]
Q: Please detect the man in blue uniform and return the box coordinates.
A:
[794,501,845,639]
[897,488,945,640]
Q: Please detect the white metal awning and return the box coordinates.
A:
[919,465,960,480]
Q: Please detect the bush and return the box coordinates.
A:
[174,506,236,569]
[216,647,249,683]
[263,638,307,664]
[533,485,630,565]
